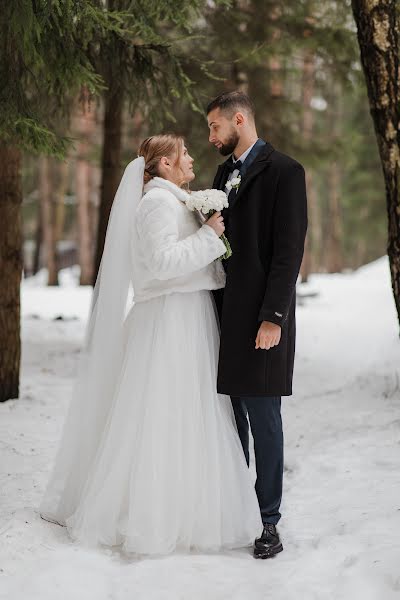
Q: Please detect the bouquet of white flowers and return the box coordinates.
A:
[184,189,232,259]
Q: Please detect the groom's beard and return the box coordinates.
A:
[218,130,240,156]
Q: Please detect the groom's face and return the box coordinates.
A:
[207,108,240,156]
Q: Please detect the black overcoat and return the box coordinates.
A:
[212,141,308,397]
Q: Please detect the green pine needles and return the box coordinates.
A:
[0,0,220,158]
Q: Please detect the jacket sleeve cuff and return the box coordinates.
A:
[258,308,287,327]
[201,224,227,259]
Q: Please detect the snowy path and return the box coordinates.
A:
[1,258,399,599]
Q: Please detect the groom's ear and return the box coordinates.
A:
[235,112,245,126]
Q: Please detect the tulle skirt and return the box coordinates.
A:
[41,290,262,556]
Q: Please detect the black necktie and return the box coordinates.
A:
[225,159,242,174]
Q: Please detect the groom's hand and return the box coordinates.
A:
[255,321,282,350]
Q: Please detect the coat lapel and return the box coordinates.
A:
[213,163,228,190]
[229,142,275,210]
[239,138,266,176]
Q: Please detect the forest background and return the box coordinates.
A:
[20,1,387,282]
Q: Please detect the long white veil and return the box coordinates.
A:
[39,157,145,525]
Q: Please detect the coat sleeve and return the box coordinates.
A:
[136,191,226,280]
[258,163,308,326]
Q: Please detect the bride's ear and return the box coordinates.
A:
[159,156,170,169]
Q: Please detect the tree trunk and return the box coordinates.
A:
[300,48,318,282]
[269,56,283,99]
[77,159,93,285]
[75,92,96,285]
[352,0,400,326]
[90,163,101,257]
[0,143,22,402]
[39,156,58,285]
[231,62,249,93]
[326,160,344,273]
[54,160,68,248]
[33,205,42,275]
[93,87,124,284]
[301,170,320,280]
[324,81,344,273]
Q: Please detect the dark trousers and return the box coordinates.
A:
[231,396,283,526]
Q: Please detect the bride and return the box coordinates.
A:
[39,133,262,555]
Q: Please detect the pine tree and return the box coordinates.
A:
[0,1,124,402]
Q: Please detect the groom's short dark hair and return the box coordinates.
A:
[206,91,255,119]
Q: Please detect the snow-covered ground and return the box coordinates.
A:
[1,257,399,600]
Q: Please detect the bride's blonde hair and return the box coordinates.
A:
[138,134,185,185]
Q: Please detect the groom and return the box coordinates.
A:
[207,91,308,559]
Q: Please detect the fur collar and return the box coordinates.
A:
[143,177,190,203]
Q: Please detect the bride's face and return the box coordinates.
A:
[160,145,195,186]
[177,146,195,185]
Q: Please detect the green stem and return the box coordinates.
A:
[207,209,232,260]
[220,233,232,260]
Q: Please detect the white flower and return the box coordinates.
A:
[225,175,241,193]
[230,176,241,188]
[182,188,233,260]
[185,188,229,215]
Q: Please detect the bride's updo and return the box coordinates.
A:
[138,134,185,184]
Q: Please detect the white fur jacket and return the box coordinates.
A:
[131,176,226,302]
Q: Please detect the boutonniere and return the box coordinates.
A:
[225,175,241,193]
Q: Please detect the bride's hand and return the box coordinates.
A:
[205,212,225,237]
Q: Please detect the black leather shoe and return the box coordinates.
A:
[253,523,283,559]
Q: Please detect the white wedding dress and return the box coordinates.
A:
[39,159,262,556]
